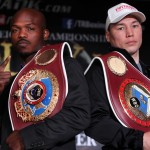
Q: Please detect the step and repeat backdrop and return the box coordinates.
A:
[0,0,150,149]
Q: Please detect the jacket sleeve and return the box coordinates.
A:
[20,57,91,149]
[84,61,144,150]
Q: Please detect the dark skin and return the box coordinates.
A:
[0,56,11,95]
[0,8,50,150]
[10,8,50,64]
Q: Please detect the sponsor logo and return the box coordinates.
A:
[62,18,105,30]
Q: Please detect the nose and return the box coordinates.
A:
[18,29,27,38]
[126,27,133,37]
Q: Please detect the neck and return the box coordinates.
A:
[21,51,37,65]
[131,51,139,64]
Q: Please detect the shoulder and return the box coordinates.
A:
[85,58,103,75]
[64,56,83,71]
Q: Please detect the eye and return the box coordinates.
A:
[11,28,19,33]
[28,27,34,31]
[132,24,139,28]
[117,26,124,30]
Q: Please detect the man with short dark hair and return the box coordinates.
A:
[85,3,150,150]
[0,8,90,150]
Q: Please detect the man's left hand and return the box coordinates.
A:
[6,130,24,150]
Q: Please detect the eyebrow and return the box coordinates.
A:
[11,23,36,27]
[117,20,140,26]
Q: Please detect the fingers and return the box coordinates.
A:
[0,56,11,71]
[0,72,11,82]
[0,71,11,95]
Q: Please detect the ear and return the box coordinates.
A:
[105,31,110,42]
[43,29,50,40]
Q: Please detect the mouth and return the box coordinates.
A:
[126,41,136,45]
[17,40,30,47]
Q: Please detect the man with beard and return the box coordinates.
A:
[0,8,90,150]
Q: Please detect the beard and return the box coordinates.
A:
[19,51,37,61]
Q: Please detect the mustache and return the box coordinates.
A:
[16,39,30,45]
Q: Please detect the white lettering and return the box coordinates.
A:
[49,32,106,43]
[51,5,71,13]
[76,133,97,146]
[0,0,12,9]
[75,20,105,29]
[0,30,11,38]
[86,136,97,146]
[0,0,72,13]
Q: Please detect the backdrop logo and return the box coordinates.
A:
[0,0,72,13]
[62,18,74,29]
[62,18,105,30]
[0,14,6,26]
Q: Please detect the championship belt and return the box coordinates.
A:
[85,51,150,132]
[8,42,72,131]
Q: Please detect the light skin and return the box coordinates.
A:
[105,15,142,64]
[0,8,50,150]
[106,15,150,150]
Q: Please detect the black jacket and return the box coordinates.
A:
[85,47,150,150]
[0,56,90,150]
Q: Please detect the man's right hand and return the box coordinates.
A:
[0,56,11,95]
[143,131,150,150]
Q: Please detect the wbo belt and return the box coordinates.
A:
[8,42,72,131]
[85,51,150,132]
